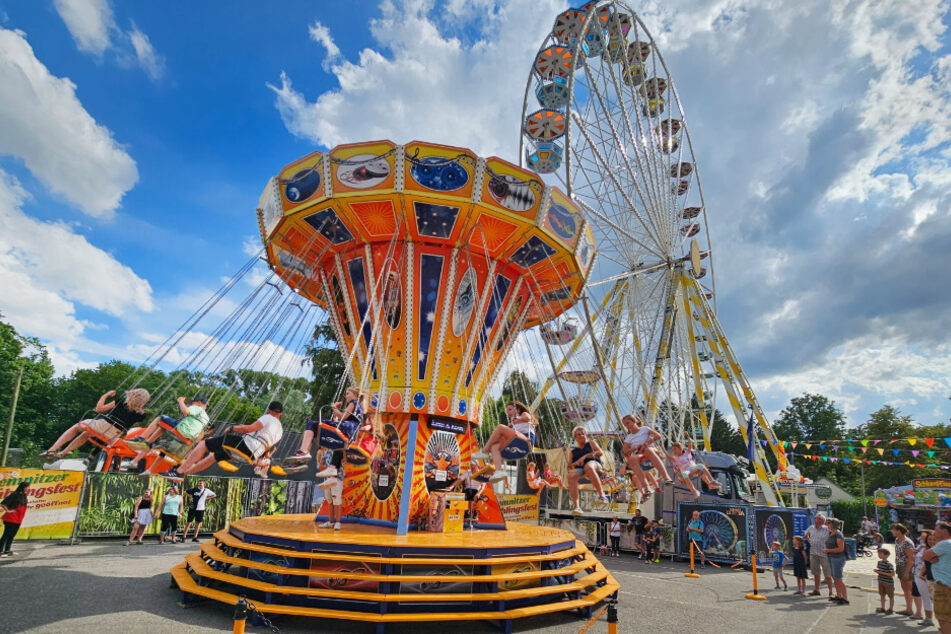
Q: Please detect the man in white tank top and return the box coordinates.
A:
[165,402,285,480]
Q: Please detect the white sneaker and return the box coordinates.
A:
[253,461,270,478]
[317,521,332,528]
[572,506,583,515]
[471,451,489,461]
[316,466,338,478]
[333,522,341,530]
[318,477,340,490]
[489,472,506,483]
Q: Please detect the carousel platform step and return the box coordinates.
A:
[215,529,589,566]
[187,551,611,603]
[172,562,619,623]
[192,546,601,584]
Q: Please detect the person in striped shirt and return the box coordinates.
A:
[876,547,895,614]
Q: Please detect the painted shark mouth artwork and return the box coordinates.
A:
[487,173,536,212]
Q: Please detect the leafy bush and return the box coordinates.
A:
[830,498,876,535]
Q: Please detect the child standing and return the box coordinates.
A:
[315,448,344,530]
[771,541,788,590]
[875,547,895,614]
[791,535,809,594]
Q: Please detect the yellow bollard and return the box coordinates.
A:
[232,596,248,634]
[745,554,767,600]
[684,540,700,578]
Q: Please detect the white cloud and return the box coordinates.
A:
[754,334,951,425]
[52,0,114,56]
[308,21,341,71]
[53,0,165,80]
[0,169,153,359]
[128,23,165,80]
[269,0,566,158]
[0,27,138,217]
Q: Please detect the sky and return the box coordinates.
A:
[0,0,949,431]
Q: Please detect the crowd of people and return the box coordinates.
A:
[126,480,217,545]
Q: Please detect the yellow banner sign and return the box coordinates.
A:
[497,494,539,523]
[0,468,84,540]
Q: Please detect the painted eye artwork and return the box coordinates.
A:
[487,174,536,212]
[282,166,321,202]
[410,156,469,191]
[336,154,391,189]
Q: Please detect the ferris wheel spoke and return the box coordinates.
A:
[568,111,669,252]
[579,57,675,251]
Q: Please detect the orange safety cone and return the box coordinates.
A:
[685,540,700,578]
[746,554,767,600]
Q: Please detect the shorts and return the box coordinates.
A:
[573,460,603,476]
[935,582,951,623]
[205,434,256,462]
[327,478,343,505]
[681,465,705,479]
[187,508,205,523]
[878,581,894,597]
[160,513,178,533]
[153,433,189,459]
[136,509,153,526]
[828,556,845,579]
[85,419,122,441]
[896,563,907,581]
[810,554,831,578]
[158,414,179,427]
[464,487,480,502]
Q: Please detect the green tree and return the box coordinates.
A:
[772,393,858,491]
[852,405,922,492]
[307,323,345,417]
[0,317,55,456]
[707,407,746,456]
[774,393,847,441]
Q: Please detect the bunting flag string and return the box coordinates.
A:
[784,436,949,447]
[795,454,951,469]
[775,438,951,457]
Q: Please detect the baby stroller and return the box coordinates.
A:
[854,532,875,557]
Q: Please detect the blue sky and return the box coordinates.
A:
[1,0,950,431]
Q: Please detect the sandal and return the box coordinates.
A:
[896,610,913,616]
[875,608,884,613]
[885,610,893,615]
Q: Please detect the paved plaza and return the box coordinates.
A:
[0,540,934,633]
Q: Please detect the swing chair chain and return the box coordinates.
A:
[245,601,281,633]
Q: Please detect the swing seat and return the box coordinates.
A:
[78,420,124,449]
[579,463,606,485]
[346,436,377,466]
[499,436,532,461]
[219,444,254,470]
[317,423,348,451]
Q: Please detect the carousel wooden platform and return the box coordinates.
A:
[171,514,618,633]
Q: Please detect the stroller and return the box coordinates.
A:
[854,532,876,558]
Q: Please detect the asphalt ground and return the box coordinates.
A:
[0,540,937,633]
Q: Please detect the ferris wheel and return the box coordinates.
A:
[514,0,787,504]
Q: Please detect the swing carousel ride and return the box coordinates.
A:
[165,0,791,628]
